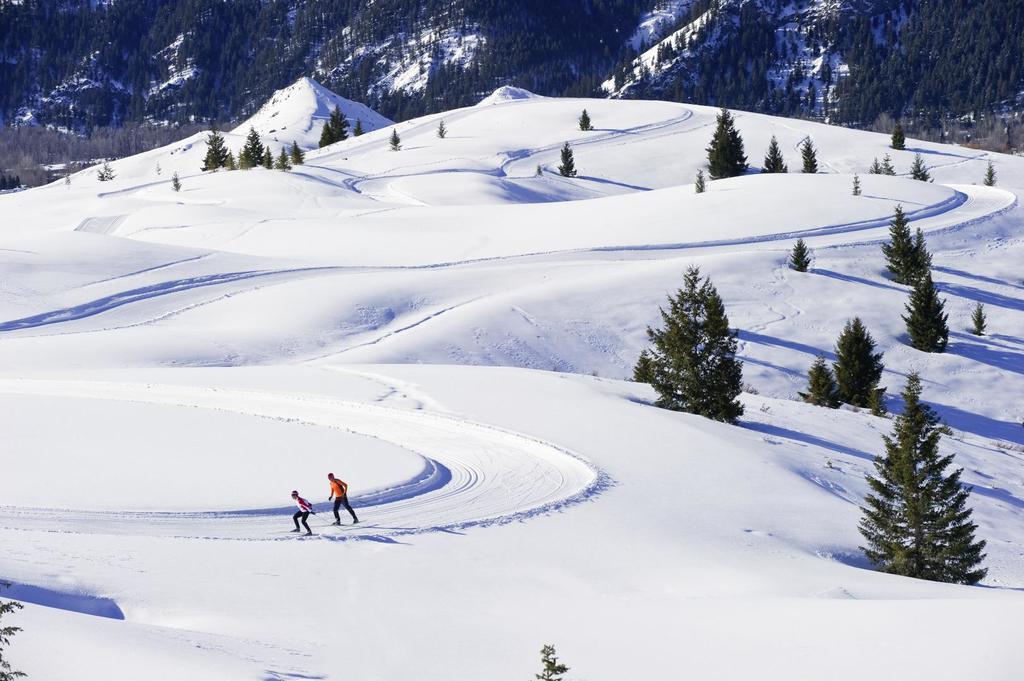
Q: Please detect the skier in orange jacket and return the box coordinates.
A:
[328,473,359,525]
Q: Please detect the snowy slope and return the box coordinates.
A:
[0,87,1022,680]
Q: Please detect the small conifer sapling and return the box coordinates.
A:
[789,238,811,272]
[694,169,706,193]
[800,137,818,173]
[983,161,996,187]
[578,109,593,131]
[389,128,401,151]
[558,142,577,177]
[970,302,987,336]
[171,172,181,192]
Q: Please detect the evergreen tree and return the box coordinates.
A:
[789,238,811,272]
[637,266,744,423]
[261,147,273,169]
[909,153,931,181]
[706,108,748,179]
[353,119,364,136]
[437,119,447,139]
[799,356,841,408]
[882,205,918,285]
[800,137,818,173]
[970,302,987,336]
[171,172,181,192]
[762,135,787,173]
[226,150,237,171]
[880,154,896,175]
[275,147,291,171]
[868,158,883,175]
[904,272,949,353]
[289,141,304,166]
[389,128,402,152]
[536,644,569,681]
[852,174,861,196]
[319,120,336,148]
[578,108,593,131]
[633,349,655,383]
[833,317,884,408]
[891,122,906,150]
[558,142,577,177]
[96,161,116,181]
[909,227,933,283]
[331,105,349,142]
[0,584,26,681]
[859,373,987,585]
[239,127,265,169]
[694,169,706,194]
[983,161,996,187]
[201,126,230,171]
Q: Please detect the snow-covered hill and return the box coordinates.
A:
[0,86,1022,680]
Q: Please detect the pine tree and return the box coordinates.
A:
[578,108,593,131]
[96,161,116,181]
[800,138,818,173]
[904,272,949,353]
[789,238,811,272]
[261,147,273,169]
[275,148,291,171]
[389,128,401,151]
[983,161,996,186]
[910,153,931,181]
[637,266,744,423]
[799,356,841,408]
[171,172,181,192]
[226,150,237,171]
[852,174,861,196]
[201,126,230,171]
[319,120,336,148]
[891,122,906,150]
[909,227,933,283]
[706,108,748,179]
[633,349,655,383]
[289,141,304,166]
[0,584,26,681]
[437,119,447,139]
[833,317,885,408]
[869,158,883,175]
[880,154,896,175]
[762,135,787,173]
[694,169,706,194]
[353,119,364,136]
[859,373,987,585]
[882,205,917,285]
[558,142,577,177]
[239,127,265,169]
[536,644,569,681]
[331,105,349,142]
[970,302,987,336]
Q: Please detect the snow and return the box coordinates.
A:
[1,87,1023,679]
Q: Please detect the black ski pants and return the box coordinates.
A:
[293,510,311,531]
[333,495,358,523]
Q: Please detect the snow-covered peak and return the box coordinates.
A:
[232,77,393,149]
[476,86,543,106]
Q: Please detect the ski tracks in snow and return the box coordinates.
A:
[0,379,609,542]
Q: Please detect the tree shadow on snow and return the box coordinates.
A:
[812,268,905,293]
[948,333,1024,376]
[936,281,1024,312]
[932,266,1023,291]
[742,422,875,462]
[739,330,834,360]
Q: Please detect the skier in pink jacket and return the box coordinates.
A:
[290,490,315,535]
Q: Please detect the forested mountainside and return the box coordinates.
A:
[1,0,1022,135]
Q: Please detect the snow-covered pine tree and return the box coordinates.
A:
[983,161,996,186]
[706,108,748,179]
[694,168,706,194]
[578,109,593,131]
[96,161,116,181]
[762,135,787,173]
[289,141,304,166]
[637,266,744,423]
[558,142,577,177]
[868,158,882,174]
[389,128,401,151]
[437,119,447,138]
[275,147,291,171]
[859,373,987,585]
[536,644,569,681]
[904,272,949,353]
[799,356,841,408]
[833,317,884,408]
[171,172,181,192]
[852,174,861,195]
[201,126,230,171]
[880,154,896,175]
[789,238,811,272]
[891,121,906,150]
[882,205,916,284]
[970,302,987,336]
[910,153,931,181]
[800,137,818,173]
[0,584,26,680]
